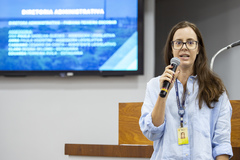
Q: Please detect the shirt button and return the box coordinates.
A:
[184,122,187,125]
[188,92,190,95]
[186,154,188,156]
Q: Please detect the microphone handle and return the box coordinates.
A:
[159,81,170,97]
[159,64,178,98]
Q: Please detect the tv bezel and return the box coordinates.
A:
[0,0,144,77]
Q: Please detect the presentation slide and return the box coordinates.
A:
[0,0,138,71]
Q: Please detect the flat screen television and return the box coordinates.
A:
[0,0,144,77]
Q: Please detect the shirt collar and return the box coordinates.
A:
[176,75,197,84]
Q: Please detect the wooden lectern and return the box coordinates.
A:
[65,100,240,159]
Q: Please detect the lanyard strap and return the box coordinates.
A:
[175,79,187,127]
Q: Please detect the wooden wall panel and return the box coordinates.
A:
[119,102,152,145]
[231,100,240,147]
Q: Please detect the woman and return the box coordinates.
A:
[139,21,233,159]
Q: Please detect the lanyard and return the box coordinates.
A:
[175,79,187,127]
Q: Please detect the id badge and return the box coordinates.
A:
[177,127,189,145]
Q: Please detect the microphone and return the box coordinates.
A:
[159,57,180,98]
[229,40,240,48]
[210,39,240,70]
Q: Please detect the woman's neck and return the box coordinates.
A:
[177,67,193,90]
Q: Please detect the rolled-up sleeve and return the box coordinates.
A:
[139,77,165,141]
[212,93,233,159]
[139,111,166,141]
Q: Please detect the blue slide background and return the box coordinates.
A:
[0,0,138,71]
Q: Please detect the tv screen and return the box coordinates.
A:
[0,0,144,76]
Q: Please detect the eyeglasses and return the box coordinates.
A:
[171,40,198,50]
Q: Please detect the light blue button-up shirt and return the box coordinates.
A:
[139,76,233,159]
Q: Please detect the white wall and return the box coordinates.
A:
[0,0,154,160]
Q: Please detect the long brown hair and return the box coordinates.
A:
[164,21,226,109]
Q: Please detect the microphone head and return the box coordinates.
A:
[170,57,180,66]
[231,40,240,48]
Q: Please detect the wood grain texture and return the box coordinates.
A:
[232,147,240,160]
[119,102,152,145]
[65,144,153,158]
[231,100,240,147]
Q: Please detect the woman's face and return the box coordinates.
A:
[172,27,199,70]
